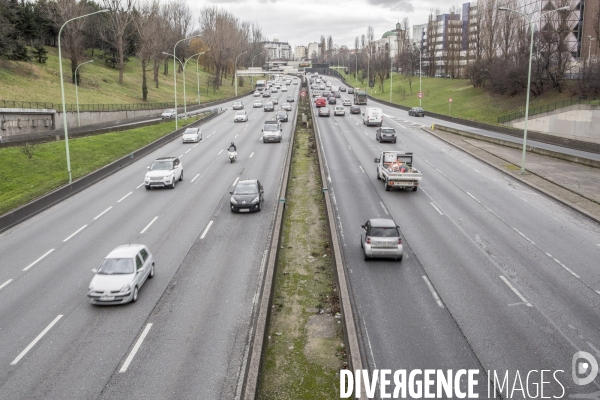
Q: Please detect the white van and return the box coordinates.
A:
[363,107,383,127]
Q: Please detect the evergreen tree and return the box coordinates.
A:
[32,45,48,63]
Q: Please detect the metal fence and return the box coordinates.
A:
[498,97,599,124]
[0,100,175,112]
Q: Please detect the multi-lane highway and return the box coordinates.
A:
[0,84,300,399]
[312,76,600,397]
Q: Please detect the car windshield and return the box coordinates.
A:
[235,111,245,115]
[184,129,198,134]
[277,112,286,116]
[163,109,174,113]
[381,129,395,133]
[97,258,134,274]
[234,102,241,106]
[234,183,258,195]
[264,124,279,131]
[150,161,173,171]
[370,227,400,237]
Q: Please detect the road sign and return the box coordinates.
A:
[448,98,453,103]
[418,92,423,98]
[300,91,306,97]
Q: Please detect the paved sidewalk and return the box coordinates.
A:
[423,128,600,223]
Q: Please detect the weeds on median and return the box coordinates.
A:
[259,95,346,399]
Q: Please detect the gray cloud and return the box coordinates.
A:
[366,0,414,12]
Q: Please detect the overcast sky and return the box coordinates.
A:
[186,0,461,50]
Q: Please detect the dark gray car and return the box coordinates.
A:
[376,127,397,143]
[276,110,288,122]
[230,180,264,213]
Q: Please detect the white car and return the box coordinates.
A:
[334,105,346,116]
[282,103,292,111]
[313,90,320,97]
[144,157,183,190]
[282,86,288,92]
[88,244,155,305]
[234,110,248,122]
[161,109,176,119]
[253,91,261,97]
[253,100,263,108]
[343,99,352,106]
[182,127,201,143]
[232,101,244,110]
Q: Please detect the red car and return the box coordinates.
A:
[315,97,326,107]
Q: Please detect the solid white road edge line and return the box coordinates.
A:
[379,202,389,215]
[500,276,532,307]
[0,279,13,291]
[513,228,535,244]
[200,220,213,239]
[11,315,63,365]
[140,217,158,234]
[119,323,153,373]
[23,249,55,271]
[466,192,481,203]
[117,192,133,203]
[430,202,444,215]
[191,173,200,183]
[422,276,444,308]
[232,177,240,187]
[63,225,88,242]
[94,206,113,220]
[359,165,365,173]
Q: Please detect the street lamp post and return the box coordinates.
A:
[413,42,422,107]
[163,52,187,118]
[173,35,202,129]
[251,52,264,89]
[499,5,570,173]
[589,35,597,66]
[59,8,109,183]
[75,59,93,127]
[234,51,248,97]
[179,50,209,114]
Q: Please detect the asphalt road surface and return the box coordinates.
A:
[0,83,300,399]
[312,76,600,398]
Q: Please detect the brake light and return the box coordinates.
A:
[398,238,402,244]
[366,237,371,244]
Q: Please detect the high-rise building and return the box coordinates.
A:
[263,39,292,60]
[294,45,307,60]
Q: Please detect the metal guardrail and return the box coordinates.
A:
[498,97,599,124]
[0,100,176,112]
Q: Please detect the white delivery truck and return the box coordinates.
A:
[374,151,422,191]
[363,107,383,126]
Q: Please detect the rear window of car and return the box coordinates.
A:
[236,111,245,115]
[381,128,395,133]
[370,227,399,237]
[234,183,258,195]
[264,124,279,131]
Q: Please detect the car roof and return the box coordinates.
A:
[369,218,397,228]
[154,157,177,161]
[237,179,258,185]
[106,244,146,258]
[380,126,395,130]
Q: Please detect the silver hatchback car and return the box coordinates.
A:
[360,218,403,261]
[88,244,155,305]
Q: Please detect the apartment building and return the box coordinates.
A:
[263,39,292,60]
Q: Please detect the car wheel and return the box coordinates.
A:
[413,186,418,192]
[396,255,403,262]
[393,140,397,144]
[131,286,139,303]
[149,263,155,278]
[257,202,261,212]
[385,179,391,191]
[179,171,183,181]
[376,170,381,180]
[145,185,151,190]
[170,179,176,189]
[363,250,370,261]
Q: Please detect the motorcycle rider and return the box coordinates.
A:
[228,142,237,152]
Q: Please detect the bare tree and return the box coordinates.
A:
[102,0,137,84]
[135,0,163,100]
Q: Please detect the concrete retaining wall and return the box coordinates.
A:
[54,108,164,130]
[0,108,56,140]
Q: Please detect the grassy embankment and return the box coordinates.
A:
[333,67,580,125]
[259,94,345,398]
[0,117,201,216]
[0,46,253,105]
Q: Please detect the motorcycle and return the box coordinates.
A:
[228,150,237,163]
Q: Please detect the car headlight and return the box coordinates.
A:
[120,284,131,293]
[230,197,238,204]
[251,196,259,204]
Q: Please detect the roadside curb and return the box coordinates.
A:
[0,111,217,234]
[241,92,299,399]
[311,95,368,398]
[421,127,600,224]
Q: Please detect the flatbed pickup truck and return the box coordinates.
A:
[374,151,422,191]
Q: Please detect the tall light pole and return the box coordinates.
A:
[413,42,422,107]
[234,51,247,97]
[251,51,264,89]
[163,52,187,118]
[499,5,570,173]
[75,60,93,127]
[173,34,202,129]
[59,8,109,183]
[588,35,597,66]
[383,48,392,103]
[194,49,210,106]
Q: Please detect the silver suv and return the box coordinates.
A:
[144,157,183,189]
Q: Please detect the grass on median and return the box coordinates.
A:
[259,97,346,399]
[338,70,579,125]
[0,117,202,216]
